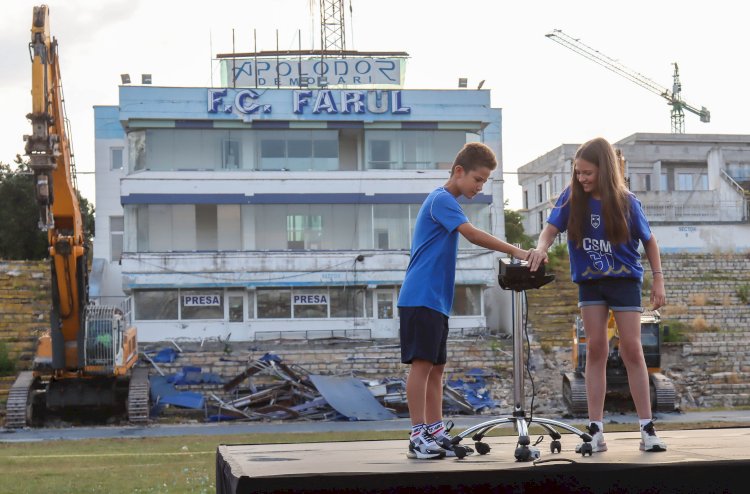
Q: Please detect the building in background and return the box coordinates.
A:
[92,54,508,342]
[517,133,750,252]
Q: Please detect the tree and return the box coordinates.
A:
[0,155,95,260]
[504,200,534,249]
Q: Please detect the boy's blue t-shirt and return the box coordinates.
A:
[547,187,652,283]
[397,187,469,316]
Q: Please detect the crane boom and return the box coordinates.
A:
[546,29,710,133]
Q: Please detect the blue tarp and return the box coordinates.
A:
[447,372,497,411]
[149,375,205,412]
[167,366,224,385]
[309,374,397,421]
[151,347,179,363]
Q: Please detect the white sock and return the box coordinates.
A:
[427,420,445,437]
[639,419,653,431]
[411,423,424,438]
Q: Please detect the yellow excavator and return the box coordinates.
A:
[5,5,148,428]
[562,310,676,415]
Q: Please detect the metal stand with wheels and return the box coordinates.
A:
[451,258,593,461]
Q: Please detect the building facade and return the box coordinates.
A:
[517,133,750,252]
[92,86,508,342]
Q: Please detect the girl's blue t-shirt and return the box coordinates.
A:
[547,187,652,283]
[397,187,469,316]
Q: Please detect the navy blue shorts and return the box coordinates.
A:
[577,277,643,312]
[399,306,449,365]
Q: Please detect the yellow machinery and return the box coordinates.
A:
[5,5,148,428]
[562,310,676,415]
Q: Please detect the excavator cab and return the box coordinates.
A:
[563,310,675,415]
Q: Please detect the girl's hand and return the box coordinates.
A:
[526,248,548,272]
[650,276,666,310]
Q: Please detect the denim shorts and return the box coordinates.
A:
[577,277,643,312]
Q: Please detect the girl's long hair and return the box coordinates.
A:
[567,137,631,247]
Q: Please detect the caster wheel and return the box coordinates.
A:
[550,440,561,454]
[475,441,491,455]
[454,446,468,459]
[579,442,593,457]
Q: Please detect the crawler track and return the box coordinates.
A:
[5,372,35,429]
[127,367,150,425]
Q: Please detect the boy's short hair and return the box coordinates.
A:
[451,142,497,175]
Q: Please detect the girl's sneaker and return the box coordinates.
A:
[640,421,667,452]
[407,428,445,460]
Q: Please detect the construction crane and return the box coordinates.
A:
[546,29,710,134]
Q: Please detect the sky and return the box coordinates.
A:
[1,0,746,210]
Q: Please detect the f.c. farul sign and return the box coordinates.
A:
[207,88,411,116]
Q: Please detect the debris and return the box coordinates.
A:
[309,374,397,421]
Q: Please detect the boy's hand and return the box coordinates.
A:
[526,248,548,272]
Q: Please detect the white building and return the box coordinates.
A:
[517,133,750,253]
[92,76,509,342]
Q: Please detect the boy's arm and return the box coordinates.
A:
[457,222,528,259]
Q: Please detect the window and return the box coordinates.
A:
[660,173,669,192]
[134,290,178,320]
[330,287,366,318]
[677,173,690,191]
[452,285,482,316]
[292,289,329,318]
[110,147,124,170]
[523,190,528,209]
[369,140,392,168]
[538,211,544,231]
[257,289,291,318]
[537,184,543,204]
[110,216,124,261]
[544,180,551,201]
[227,290,244,322]
[376,290,394,319]
[258,130,339,171]
[196,204,218,251]
[222,140,240,169]
[286,214,323,250]
[181,290,224,320]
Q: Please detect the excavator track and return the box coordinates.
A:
[127,367,150,425]
[650,372,676,413]
[562,372,588,416]
[5,371,35,429]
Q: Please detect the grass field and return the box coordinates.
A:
[0,421,746,493]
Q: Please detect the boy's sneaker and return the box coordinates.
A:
[575,423,607,453]
[640,421,667,452]
[431,421,474,457]
[406,428,445,459]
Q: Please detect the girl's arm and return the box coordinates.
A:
[527,223,560,271]
[643,234,666,309]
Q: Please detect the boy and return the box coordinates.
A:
[398,142,530,459]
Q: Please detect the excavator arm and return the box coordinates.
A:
[24,4,88,373]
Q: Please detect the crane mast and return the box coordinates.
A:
[545,29,710,133]
[319,0,347,53]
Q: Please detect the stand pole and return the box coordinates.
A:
[452,258,593,460]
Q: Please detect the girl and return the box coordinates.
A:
[527,137,667,453]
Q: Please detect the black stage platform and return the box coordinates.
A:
[216,427,750,493]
